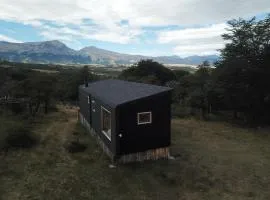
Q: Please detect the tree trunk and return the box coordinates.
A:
[201,108,206,120]
[29,102,33,116]
[33,101,40,117]
[233,110,238,119]
[208,103,212,114]
[44,99,49,114]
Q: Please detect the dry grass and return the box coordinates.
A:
[171,119,270,199]
[31,69,59,73]
[1,107,270,200]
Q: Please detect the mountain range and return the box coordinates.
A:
[0,40,219,65]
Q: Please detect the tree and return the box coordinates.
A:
[188,67,212,119]
[166,70,191,103]
[198,60,210,68]
[82,65,90,86]
[214,14,270,124]
[173,69,191,81]
[12,72,57,116]
[119,59,176,85]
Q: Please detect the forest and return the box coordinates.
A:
[121,15,270,125]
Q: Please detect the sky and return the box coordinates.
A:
[0,0,269,57]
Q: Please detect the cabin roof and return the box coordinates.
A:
[80,79,172,107]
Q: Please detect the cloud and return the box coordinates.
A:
[37,22,142,44]
[1,0,269,26]
[0,34,22,43]
[157,24,228,43]
[157,23,229,56]
[0,0,269,55]
[39,31,73,42]
[173,43,225,57]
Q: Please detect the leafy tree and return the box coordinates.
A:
[198,60,210,68]
[173,69,191,81]
[166,70,191,103]
[214,14,270,123]
[18,73,57,116]
[119,59,176,85]
[188,66,212,119]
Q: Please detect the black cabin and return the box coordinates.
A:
[78,79,172,162]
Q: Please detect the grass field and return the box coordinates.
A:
[1,107,270,200]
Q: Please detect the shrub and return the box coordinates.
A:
[64,141,87,153]
[171,105,192,118]
[5,127,37,148]
[0,118,38,151]
[8,103,24,114]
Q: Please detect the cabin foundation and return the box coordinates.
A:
[79,112,170,163]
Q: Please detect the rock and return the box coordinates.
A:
[109,164,117,168]
[168,155,176,160]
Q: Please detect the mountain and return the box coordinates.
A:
[79,46,148,65]
[79,46,219,65]
[0,40,219,65]
[184,55,219,65]
[0,40,91,64]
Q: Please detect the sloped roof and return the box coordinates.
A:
[80,79,172,107]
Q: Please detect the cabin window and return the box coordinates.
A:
[87,96,90,104]
[137,112,152,125]
[101,106,111,140]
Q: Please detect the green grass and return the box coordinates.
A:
[1,106,270,200]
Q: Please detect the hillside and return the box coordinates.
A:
[0,40,91,64]
[1,106,270,200]
[0,40,219,65]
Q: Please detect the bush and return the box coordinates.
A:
[8,103,24,114]
[0,118,38,151]
[64,141,87,153]
[5,127,37,148]
[171,105,192,118]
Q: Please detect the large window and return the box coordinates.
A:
[137,112,152,125]
[101,106,111,140]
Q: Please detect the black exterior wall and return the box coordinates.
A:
[116,91,171,155]
[79,88,117,155]
[78,89,90,123]
[79,82,171,157]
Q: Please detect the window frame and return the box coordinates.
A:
[101,106,112,141]
[137,111,152,125]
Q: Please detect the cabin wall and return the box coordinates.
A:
[79,89,117,155]
[117,91,171,155]
[79,112,169,163]
[78,88,90,123]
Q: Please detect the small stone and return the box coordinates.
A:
[109,164,117,168]
[168,155,176,160]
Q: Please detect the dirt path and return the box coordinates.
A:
[35,106,79,162]
[37,106,78,147]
